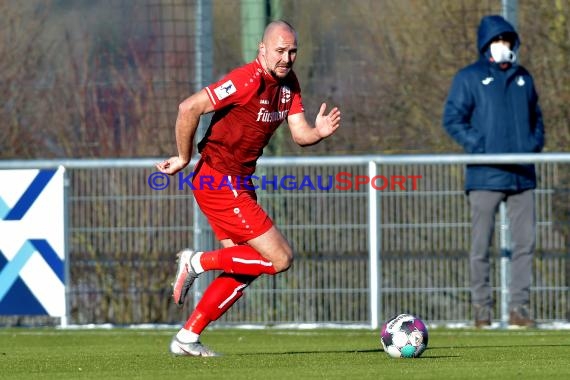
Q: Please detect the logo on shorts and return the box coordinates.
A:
[214,80,236,100]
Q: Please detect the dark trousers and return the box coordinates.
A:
[468,189,535,309]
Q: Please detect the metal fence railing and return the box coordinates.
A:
[1,153,569,327]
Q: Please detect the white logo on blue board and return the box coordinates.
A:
[0,168,66,317]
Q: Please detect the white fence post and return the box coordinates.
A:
[368,161,380,329]
[499,201,511,328]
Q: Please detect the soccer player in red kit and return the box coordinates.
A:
[156,20,341,356]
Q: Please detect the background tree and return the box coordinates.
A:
[1,0,568,159]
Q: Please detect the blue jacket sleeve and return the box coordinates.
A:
[442,72,485,153]
[531,89,545,153]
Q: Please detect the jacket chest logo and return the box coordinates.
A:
[481,76,525,87]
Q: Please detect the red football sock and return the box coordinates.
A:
[183,308,211,333]
[200,245,277,276]
[184,273,257,334]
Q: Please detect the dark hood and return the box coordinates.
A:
[477,15,519,55]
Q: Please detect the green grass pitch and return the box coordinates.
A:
[1,328,569,379]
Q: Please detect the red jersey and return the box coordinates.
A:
[200,59,304,176]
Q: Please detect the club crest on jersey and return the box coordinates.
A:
[214,80,237,100]
[280,86,291,103]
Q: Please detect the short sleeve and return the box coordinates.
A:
[204,67,257,110]
[288,76,305,115]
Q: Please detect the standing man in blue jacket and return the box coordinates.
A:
[443,15,545,328]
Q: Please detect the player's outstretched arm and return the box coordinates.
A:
[287,103,341,147]
[156,89,214,175]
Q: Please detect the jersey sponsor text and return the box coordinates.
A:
[256,107,289,123]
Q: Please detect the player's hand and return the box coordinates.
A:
[315,103,341,138]
[155,156,189,175]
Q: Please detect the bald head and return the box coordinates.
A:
[262,20,297,44]
[259,20,298,79]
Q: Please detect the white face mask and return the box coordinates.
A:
[490,42,516,63]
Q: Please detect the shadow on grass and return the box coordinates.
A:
[233,343,568,358]
[233,348,459,359]
[234,348,381,356]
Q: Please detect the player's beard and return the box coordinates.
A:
[270,66,291,80]
[265,56,292,79]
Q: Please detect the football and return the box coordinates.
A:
[380,313,428,358]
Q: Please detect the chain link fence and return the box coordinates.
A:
[2,155,568,327]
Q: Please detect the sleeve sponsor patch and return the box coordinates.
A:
[213,80,237,101]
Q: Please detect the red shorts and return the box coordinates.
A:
[191,158,274,244]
